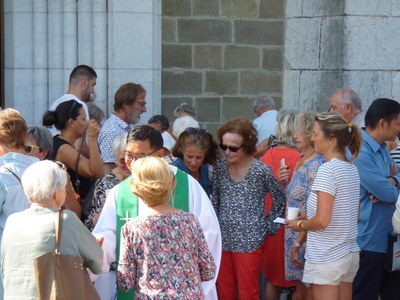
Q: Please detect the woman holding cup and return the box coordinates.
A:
[260,110,301,300]
[286,112,362,300]
[281,112,324,300]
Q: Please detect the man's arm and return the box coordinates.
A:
[187,175,222,299]
[354,152,400,204]
[92,185,118,270]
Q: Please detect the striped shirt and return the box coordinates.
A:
[305,158,360,263]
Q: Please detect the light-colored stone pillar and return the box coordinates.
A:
[3,0,162,124]
[282,0,400,112]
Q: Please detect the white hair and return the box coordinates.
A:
[112,133,128,163]
[21,160,67,205]
[172,115,200,138]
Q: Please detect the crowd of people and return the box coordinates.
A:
[0,64,400,300]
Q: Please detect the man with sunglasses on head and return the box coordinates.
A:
[98,83,147,171]
[92,125,221,300]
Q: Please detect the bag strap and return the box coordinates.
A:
[73,127,87,193]
[2,166,21,184]
[54,210,63,255]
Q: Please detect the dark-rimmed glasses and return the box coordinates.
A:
[24,144,41,154]
[185,127,207,136]
[219,144,243,153]
[124,148,161,163]
[137,101,147,108]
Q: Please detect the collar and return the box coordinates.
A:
[361,129,386,153]
[110,113,131,130]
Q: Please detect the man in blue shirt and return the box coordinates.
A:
[353,98,400,300]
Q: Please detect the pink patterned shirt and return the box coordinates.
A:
[117,210,216,299]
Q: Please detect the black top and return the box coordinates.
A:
[50,135,93,199]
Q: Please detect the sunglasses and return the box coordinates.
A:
[185,127,207,136]
[24,144,41,154]
[219,144,243,153]
[67,100,79,117]
[54,161,67,171]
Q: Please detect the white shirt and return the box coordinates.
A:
[92,165,221,300]
[49,94,89,136]
[253,110,278,145]
[306,158,360,263]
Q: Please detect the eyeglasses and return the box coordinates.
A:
[137,101,147,108]
[24,144,41,154]
[219,144,243,153]
[185,127,207,136]
[124,148,160,162]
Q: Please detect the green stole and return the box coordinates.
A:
[116,169,189,300]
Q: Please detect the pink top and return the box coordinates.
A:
[117,210,216,299]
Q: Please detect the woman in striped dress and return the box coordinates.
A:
[287,112,362,300]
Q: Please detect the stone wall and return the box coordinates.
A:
[283,0,400,112]
[161,0,285,132]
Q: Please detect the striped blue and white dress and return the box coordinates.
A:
[305,158,360,263]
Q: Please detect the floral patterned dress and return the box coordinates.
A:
[284,154,324,280]
[117,210,216,299]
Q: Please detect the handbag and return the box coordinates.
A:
[33,209,100,300]
[384,232,400,272]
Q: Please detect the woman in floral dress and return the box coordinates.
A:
[281,112,324,300]
[117,157,216,299]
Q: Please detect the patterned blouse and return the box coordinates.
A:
[211,159,286,252]
[117,210,216,299]
[84,171,120,231]
[284,154,324,280]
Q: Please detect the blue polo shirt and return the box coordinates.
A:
[353,130,400,253]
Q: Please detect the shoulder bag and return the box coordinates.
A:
[33,209,100,300]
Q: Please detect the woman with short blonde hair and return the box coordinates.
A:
[117,157,216,298]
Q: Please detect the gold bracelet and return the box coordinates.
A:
[296,220,302,231]
[299,220,305,231]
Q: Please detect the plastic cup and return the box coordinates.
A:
[287,207,299,220]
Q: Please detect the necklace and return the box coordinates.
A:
[296,152,317,171]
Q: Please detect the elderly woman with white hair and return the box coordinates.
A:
[1,160,103,299]
[84,133,131,231]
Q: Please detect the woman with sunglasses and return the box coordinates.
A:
[0,109,39,296]
[25,125,82,217]
[212,117,286,299]
[43,100,105,202]
[171,127,219,197]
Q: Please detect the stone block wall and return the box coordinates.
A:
[161,0,285,132]
[283,0,400,112]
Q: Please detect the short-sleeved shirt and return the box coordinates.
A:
[117,210,216,299]
[306,158,360,263]
[98,114,131,163]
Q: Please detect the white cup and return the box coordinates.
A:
[287,207,299,220]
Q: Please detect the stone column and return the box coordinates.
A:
[3,0,161,124]
[282,0,400,112]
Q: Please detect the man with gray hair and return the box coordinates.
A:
[329,87,365,127]
[252,96,278,145]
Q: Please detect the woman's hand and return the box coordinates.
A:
[286,210,307,231]
[87,119,101,138]
[277,165,290,188]
[290,244,304,269]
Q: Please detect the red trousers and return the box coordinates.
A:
[217,248,262,300]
